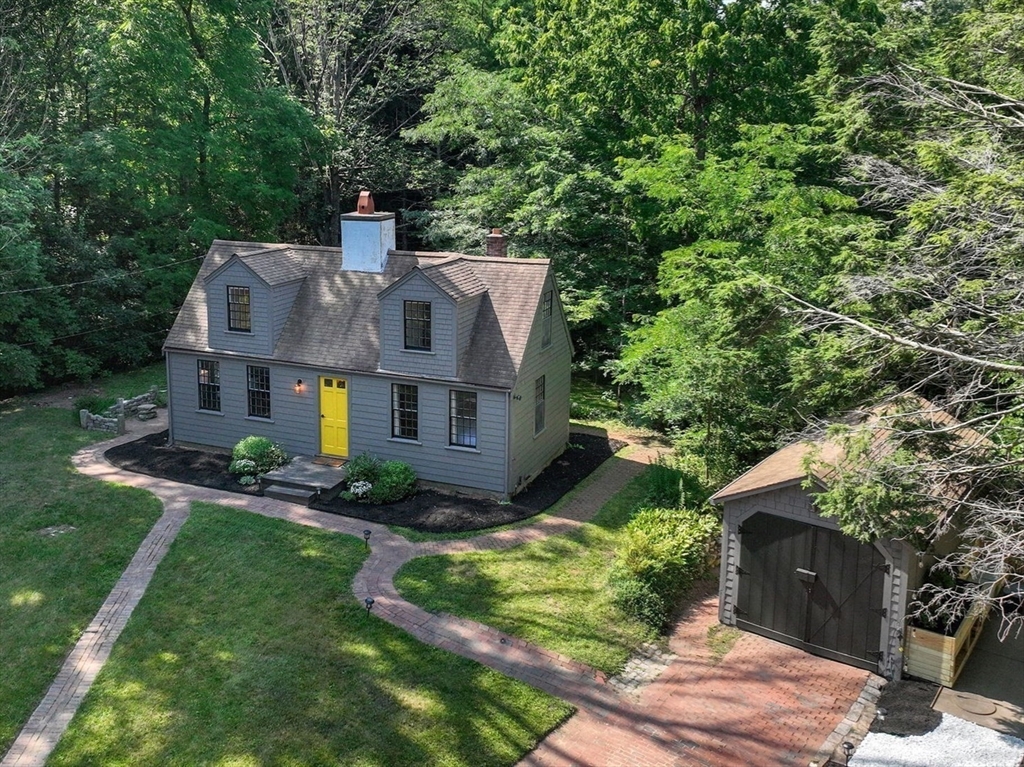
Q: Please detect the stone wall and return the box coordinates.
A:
[80,385,162,434]
[79,409,124,434]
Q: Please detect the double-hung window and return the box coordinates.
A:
[541,290,553,348]
[392,383,419,440]
[227,286,251,332]
[534,376,546,435]
[404,300,431,350]
[449,390,478,448]
[247,365,271,418]
[197,360,221,412]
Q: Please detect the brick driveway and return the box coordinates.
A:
[520,588,870,767]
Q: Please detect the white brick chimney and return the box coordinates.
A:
[340,191,395,273]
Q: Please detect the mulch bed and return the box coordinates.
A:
[106,431,260,495]
[105,431,625,533]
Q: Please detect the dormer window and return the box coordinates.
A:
[404,300,431,351]
[227,285,251,332]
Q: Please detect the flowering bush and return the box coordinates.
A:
[349,480,373,498]
[340,452,417,503]
[230,436,287,475]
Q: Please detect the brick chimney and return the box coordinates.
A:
[485,228,508,258]
[340,191,395,273]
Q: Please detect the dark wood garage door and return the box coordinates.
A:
[735,512,887,671]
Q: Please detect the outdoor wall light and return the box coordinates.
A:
[365,597,375,614]
[295,379,303,393]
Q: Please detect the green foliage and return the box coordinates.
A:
[342,453,417,503]
[345,452,383,485]
[614,125,887,474]
[72,395,117,417]
[611,506,719,628]
[229,436,287,476]
[639,454,711,509]
[367,461,418,504]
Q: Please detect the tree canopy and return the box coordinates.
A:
[3,0,1024,629]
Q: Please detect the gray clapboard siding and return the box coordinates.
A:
[348,374,508,494]
[168,351,509,494]
[205,261,273,357]
[379,275,457,378]
[508,274,572,493]
[167,352,319,456]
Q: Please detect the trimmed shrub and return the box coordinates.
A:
[367,461,417,504]
[342,453,417,503]
[611,506,718,628]
[607,571,667,629]
[229,436,287,475]
[345,452,382,485]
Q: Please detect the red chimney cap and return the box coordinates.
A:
[357,191,375,215]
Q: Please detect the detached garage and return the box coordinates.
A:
[711,440,912,680]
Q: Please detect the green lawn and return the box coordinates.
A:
[49,503,571,767]
[395,470,659,674]
[0,397,165,752]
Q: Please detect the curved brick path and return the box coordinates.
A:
[2,415,870,767]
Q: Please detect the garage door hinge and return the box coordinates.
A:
[873,651,886,661]
[737,525,747,535]
[876,563,891,574]
[734,607,747,616]
[871,607,888,618]
[736,566,749,576]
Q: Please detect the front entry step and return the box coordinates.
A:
[263,484,317,505]
[259,455,347,507]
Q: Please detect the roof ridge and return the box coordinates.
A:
[237,246,290,258]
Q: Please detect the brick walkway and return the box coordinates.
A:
[3,418,871,767]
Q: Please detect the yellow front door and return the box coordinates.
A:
[320,377,349,457]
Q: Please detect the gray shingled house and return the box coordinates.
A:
[162,194,572,498]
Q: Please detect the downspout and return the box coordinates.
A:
[505,389,513,499]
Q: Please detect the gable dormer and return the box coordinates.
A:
[377,260,486,378]
[203,248,305,355]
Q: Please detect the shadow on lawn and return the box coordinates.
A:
[46,505,571,767]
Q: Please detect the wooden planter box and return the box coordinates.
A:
[904,579,1001,687]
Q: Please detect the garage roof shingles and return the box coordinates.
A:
[164,240,550,389]
[710,398,991,504]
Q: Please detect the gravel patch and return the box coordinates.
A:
[607,643,677,698]
[851,713,1024,767]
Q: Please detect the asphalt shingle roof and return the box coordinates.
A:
[709,397,992,504]
[165,240,552,389]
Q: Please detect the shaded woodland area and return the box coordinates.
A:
[3,1,1024,622]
